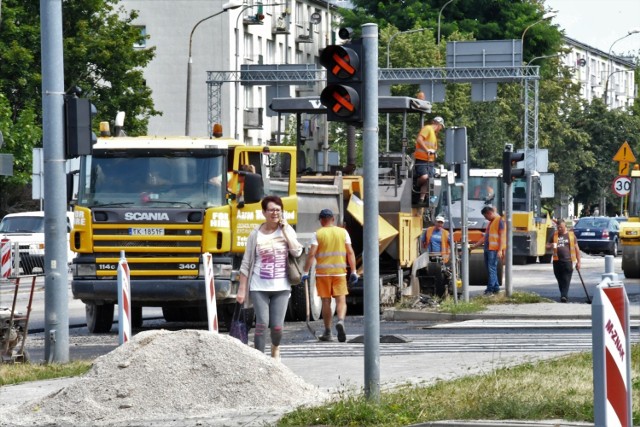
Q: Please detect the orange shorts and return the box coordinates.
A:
[315,275,349,298]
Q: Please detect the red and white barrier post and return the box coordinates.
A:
[117,250,131,344]
[1,238,11,280]
[592,275,632,427]
[203,252,218,333]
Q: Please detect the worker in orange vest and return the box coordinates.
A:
[471,206,505,295]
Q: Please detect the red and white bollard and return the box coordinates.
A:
[592,274,632,427]
[117,250,131,344]
[203,252,218,333]
[1,238,11,280]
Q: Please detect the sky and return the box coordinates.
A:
[544,0,640,56]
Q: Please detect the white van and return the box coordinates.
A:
[0,211,75,274]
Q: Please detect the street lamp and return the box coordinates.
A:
[526,52,562,65]
[521,11,556,46]
[185,0,242,136]
[233,2,287,141]
[437,0,455,45]
[603,28,640,105]
[385,28,426,151]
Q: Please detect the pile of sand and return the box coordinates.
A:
[3,329,328,426]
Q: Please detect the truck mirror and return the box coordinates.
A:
[243,172,264,204]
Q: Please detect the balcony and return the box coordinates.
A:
[296,22,313,43]
[243,107,263,129]
[273,17,289,35]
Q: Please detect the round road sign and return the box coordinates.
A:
[612,175,631,197]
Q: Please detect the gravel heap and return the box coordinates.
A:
[4,329,329,426]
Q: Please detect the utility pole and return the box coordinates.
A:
[40,0,69,362]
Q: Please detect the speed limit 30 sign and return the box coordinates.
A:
[612,175,631,196]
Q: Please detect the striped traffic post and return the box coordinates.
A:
[203,252,218,333]
[592,277,632,427]
[117,250,131,344]
[1,238,11,280]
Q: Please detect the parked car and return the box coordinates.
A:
[572,216,621,256]
[0,211,75,274]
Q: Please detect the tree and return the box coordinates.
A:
[569,100,640,215]
[0,0,160,215]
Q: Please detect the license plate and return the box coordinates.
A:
[581,232,595,237]
[129,228,165,236]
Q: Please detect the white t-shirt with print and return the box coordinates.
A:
[250,228,291,292]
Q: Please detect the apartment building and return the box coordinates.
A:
[561,36,636,110]
[121,0,347,144]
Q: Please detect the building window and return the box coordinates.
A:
[133,26,146,48]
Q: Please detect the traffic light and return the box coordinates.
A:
[502,149,525,184]
[319,39,363,123]
[65,96,97,158]
[255,3,264,21]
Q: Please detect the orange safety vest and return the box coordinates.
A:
[424,227,450,262]
[415,125,438,162]
[315,226,348,275]
[486,215,505,251]
[552,231,578,262]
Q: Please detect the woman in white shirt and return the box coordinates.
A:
[237,195,302,360]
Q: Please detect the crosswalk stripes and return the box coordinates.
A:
[280,319,640,359]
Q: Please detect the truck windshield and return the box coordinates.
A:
[77,154,226,209]
[438,176,502,221]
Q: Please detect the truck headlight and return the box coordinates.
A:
[73,263,96,277]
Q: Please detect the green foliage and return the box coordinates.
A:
[569,100,640,215]
[280,344,640,426]
[0,0,160,214]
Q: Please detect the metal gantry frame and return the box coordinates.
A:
[206,65,540,168]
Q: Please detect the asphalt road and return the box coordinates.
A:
[2,251,636,365]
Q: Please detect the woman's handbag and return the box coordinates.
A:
[287,252,304,286]
[229,303,248,344]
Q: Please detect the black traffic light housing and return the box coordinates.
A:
[319,38,363,123]
[502,148,525,184]
[65,96,97,158]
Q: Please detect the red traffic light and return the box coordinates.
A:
[320,45,360,80]
[320,84,360,119]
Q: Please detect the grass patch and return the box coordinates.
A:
[436,291,551,314]
[280,344,640,426]
[0,361,92,386]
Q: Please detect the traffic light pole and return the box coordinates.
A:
[504,181,513,297]
[361,23,380,403]
[40,0,69,363]
[502,143,523,297]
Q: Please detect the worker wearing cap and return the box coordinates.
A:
[414,116,445,204]
[421,215,450,263]
[302,208,357,342]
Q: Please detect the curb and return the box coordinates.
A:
[382,309,590,322]
[412,421,593,427]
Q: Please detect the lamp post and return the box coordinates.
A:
[233,2,286,140]
[385,28,426,152]
[437,0,455,45]
[521,11,556,46]
[526,52,562,65]
[603,28,640,105]
[185,0,242,136]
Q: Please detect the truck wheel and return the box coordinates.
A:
[539,254,552,264]
[162,306,182,322]
[132,306,143,328]
[86,303,114,333]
